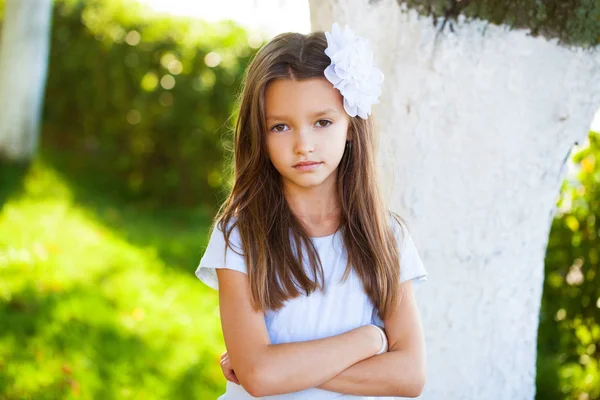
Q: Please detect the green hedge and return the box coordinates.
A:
[40,0,259,208]
[537,131,600,400]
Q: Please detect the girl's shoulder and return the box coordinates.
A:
[196,215,246,290]
[387,211,428,290]
[388,211,409,243]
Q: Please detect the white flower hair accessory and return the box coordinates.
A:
[323,22,384,119]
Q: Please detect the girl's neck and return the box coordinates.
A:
[284,189,341,237]
[295,210,340,238]
[298,209,341,236]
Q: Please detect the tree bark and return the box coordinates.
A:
[0,0,53,161]
[309,0,600,398]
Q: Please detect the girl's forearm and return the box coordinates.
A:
[247,325,379,397]
[317,348,425,398]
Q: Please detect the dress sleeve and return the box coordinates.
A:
[372,217,429,326]
[195,220,247,290]
[393,218,428,292]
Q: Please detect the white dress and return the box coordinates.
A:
[196,217,428,399]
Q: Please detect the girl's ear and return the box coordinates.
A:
[346,120,355,142]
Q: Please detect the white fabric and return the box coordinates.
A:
[196,216,428,399]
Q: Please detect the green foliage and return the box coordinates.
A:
[0,159,227,398]
[41,0,259,208]
[398,0,600,48]
[537,131,600,399]
[0,2,260,395]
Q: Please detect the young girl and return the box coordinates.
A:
[196,23,428,399]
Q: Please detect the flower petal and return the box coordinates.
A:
[324,65,342,85]
[343,98,358,117]
[323,22,384,120]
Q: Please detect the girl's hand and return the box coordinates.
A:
[220,351,240,385]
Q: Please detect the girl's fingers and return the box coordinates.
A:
[220,356,240,385]
[226,370,240,385]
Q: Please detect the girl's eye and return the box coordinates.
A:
[317,119,332,128]
[271,124,288,132]
[270,120,331,132]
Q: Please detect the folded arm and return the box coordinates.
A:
[216,268,383,398]
[317,280,427,398]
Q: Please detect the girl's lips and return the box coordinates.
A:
[293,162,322,171]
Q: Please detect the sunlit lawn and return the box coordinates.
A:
[0,159,226,399]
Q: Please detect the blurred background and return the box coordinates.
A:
[0,0,598,398]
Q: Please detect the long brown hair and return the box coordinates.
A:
[212,29,409,320]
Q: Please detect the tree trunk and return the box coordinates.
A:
[309,0,600,398]
[0,0,53,161]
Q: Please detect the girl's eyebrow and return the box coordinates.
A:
[266,108,338,121]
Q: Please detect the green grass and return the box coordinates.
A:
[0,159,226,399]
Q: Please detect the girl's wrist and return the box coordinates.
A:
[366,324,388,355]
[358,324,387,356]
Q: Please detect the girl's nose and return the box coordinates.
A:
[294,129,315,155]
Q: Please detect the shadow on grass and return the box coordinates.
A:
[168,355,227,399]
[0,159,32,211]
[37,149,216,274]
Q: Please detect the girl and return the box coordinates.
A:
[196,23,428,399]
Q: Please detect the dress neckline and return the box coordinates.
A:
[310,228,340,241]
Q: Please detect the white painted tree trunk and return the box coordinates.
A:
[310,1,600,399]
[0,0,53,161]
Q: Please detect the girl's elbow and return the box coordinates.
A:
[407,381,425,398]
[241,364,277,398]
[390,367,425,398]
[244,378,266,398]
[398,372,426,398]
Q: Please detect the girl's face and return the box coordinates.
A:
[264,77,350,193]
